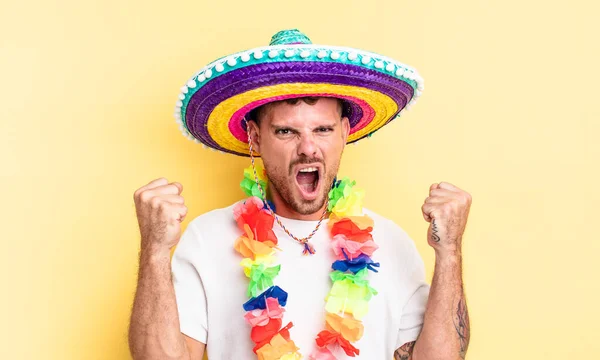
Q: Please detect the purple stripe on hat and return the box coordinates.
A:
[185,62,414,154]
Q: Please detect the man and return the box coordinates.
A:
[129,30,471,359]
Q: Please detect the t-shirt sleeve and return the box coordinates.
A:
[394,233,430,349]
[171,223,208,344]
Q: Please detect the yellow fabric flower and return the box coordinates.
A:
[331,186,365,217]
[256,334,300,360]
[280,352,303,360]
[240,255,276,276]
[325,278,376,320]
[325,313,364,342]
[234,224,275,259]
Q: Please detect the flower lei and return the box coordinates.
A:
[234,165,380,359]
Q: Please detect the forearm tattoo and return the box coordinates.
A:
[394,341,415,360]
[453,295,470,359]
[431,219,441,242]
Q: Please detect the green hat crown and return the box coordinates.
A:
[269,29,312,46]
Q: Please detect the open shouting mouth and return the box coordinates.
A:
[294,164,323,201]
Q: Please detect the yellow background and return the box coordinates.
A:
[1,0,598,359]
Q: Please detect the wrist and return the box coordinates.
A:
[140,244,172,261]
[434,248,462,264]
[137,245,173,282]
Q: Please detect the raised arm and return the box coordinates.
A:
[128,178,205,360]
[397,181,472,360]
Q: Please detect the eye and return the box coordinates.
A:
[275,128,291,135]
[316,127,333,133]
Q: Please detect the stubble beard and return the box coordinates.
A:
[265,160,339,216]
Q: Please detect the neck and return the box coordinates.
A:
[268,182,328,221]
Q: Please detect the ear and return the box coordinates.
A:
[246,119,261,154]
[341,116,351,144]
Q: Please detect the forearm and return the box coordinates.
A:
[413,251,470,360]
[128,248,190,360]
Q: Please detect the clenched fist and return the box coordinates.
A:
[421,182,472,256]
[133,178,188,253]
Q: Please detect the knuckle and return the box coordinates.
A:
[150,197,162,209]
[139,191,151,203]
[158,201,170,211]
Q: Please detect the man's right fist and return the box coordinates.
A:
[133,178,188,253]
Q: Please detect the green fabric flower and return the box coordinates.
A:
[240,165,268,200]
[328,177,357,211]
[247,263,281,297]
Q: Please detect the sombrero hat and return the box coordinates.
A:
[173,29,424,156]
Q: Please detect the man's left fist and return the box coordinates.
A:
[421,182,472,255]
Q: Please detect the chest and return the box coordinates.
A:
[200,229,398,357]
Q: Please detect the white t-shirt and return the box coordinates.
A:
[172,202,430,359]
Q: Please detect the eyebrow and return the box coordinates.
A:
[315,121,338,128]
[270,124,298,131]
[270,121,339,130]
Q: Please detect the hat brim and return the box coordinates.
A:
[174,45,423,156]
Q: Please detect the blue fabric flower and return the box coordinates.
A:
[332,253,380,274]
[242,285,288,311]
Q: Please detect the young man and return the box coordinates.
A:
[129,30,471,360]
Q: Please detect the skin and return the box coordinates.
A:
[128,178,203,359]
[396,182,472,360]
[127,98,472,359]
[246,97,350,220]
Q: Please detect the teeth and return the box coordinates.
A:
[299,167,318,173]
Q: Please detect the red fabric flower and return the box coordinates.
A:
[253,321,294,353]
[330,218,373,243]
[251,317,283,345]
[315,329,360,357]
[233,197,278,246]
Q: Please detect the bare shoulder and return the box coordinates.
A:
[183,334,206,360]
[394,341,416,360]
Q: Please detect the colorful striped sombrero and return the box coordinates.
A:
[173,29,424,156]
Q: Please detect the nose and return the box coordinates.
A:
[297,133,318,158]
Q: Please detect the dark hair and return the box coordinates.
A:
[247,96,344,125]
